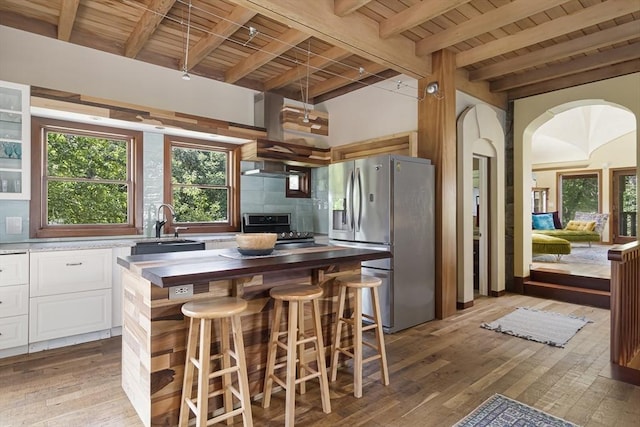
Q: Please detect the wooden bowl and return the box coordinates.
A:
[235,233,277,250]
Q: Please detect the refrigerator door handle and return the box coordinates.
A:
[355,167,363,231]
[346,169,354,229]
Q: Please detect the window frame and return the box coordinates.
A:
[30,117,143,238]
[163,135,240,234]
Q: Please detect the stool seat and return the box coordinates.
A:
[181,296,247,319]
[336,274,382,288]
[270,284,324,301]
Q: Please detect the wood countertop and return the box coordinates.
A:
[117,245,391,288]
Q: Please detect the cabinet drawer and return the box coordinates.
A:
[0,253,28,287]
[30,249,112,297]
[0,315,28,350]
[29,289,112,343]
[0,284,28,317]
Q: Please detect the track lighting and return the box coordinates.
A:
[426,81,439,94]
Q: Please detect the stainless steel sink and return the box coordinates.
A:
[131,239,205,255]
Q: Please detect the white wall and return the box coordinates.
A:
[317,75,418,146]
[0,26,256,125]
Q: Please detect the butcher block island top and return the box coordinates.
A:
[117,245,390,427]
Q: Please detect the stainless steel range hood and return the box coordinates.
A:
[241,161,306,178]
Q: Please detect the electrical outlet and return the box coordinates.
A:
[169,284,193,299]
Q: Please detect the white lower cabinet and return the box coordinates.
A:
[29,289,111,342]
[0,315,28,349]
[0,254,29,353]
[29,248,113,345]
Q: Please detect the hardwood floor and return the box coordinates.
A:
[1,293,638,426]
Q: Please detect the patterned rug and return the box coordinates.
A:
[532,244,612,265]
[481,307,592,348]
[454,394,579,426]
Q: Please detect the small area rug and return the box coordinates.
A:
[454,394,579,427]
[481,307,592,348]
[532,244,611,265]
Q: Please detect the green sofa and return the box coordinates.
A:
[533,212,608,246]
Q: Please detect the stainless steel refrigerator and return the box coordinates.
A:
[329,154,435,333]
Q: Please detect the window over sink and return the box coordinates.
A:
[30,117,143,238]
[163,135,240,233]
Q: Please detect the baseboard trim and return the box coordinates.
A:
[457,300,474,310]
[490,290,506,297]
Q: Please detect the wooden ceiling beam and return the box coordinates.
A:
[263,46,351,91]
[180,6,256,71]
[225,28,309,84]
[415,0,571,57]
[124,0,176,58]
[380,0,471,39]
[308,61,388,98]
[456,0,639,67]
[471,20,640,81]
[58,0,80,41]
[226,0,430,79]
[491,42,640,91]
[334,0,373,17]
[507,59,640,100]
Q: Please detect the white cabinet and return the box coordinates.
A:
[0,80,30,200]
[0,253,29,351]
[30,289,111,342]
[29,249,112,343]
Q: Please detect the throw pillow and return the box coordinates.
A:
[532,211,562,229]
[565,220,597,231]
[532,213,555,230]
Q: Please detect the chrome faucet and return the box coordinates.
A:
[155,203,176,238]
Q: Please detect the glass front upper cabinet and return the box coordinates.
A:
[0,80,30,200]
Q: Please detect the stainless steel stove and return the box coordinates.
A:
[242,213,317,247]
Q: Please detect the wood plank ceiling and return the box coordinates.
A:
[1,0,639,105]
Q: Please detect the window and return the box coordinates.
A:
[557,171,601,226]
[30,117,142,238]
[164,136,240,233]
[285,165,311,198]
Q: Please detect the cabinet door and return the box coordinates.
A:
[0,253,28,286]
[29,289,112,342]
[0,284,28,317]
[0,315,28,349]
[0,80,30,200]
[30,249,112,297]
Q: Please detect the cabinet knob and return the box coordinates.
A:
[66,262,83,267]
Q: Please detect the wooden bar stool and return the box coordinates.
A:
[262,284,331,426]
[330,274,389,398]
[179,297,253,427]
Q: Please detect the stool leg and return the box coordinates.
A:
[330,284,347,382]
[220,317,233,425]
[263,299,283,408]
[353,288,363,398]
[371,286,389,386]
[231,314,254,427]
[197,318,212,427]
[311,298,331,414]
[179,316,199,427]
[297,300,306,395]
[284,301,299,427]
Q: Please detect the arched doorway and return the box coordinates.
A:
[457,104,506,307]
[516,96,638,282]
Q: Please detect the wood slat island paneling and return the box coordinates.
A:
[117,245,391,427]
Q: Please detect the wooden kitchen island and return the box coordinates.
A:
[117,245,390,427]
